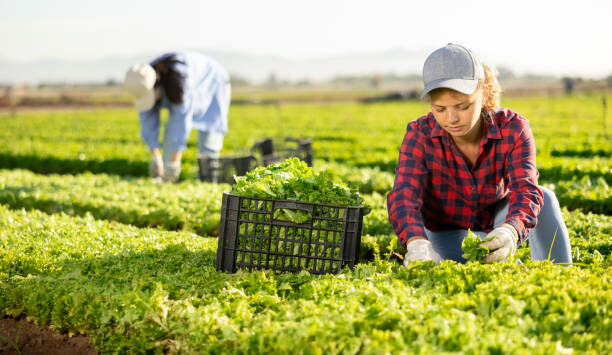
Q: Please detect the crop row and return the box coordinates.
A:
[0,145,608,197]
[1,95,610,177]
[543,177,612,215]
[0,169,394,237]
[0,170,226,235]
[4,138,608,180]
[320,158,612,195]
[0,170,394,237]
[0,205,610,353]
[327,163,612,215]
[0,169,610,266]
[1,170,610,246]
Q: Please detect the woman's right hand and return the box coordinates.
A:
[404,238,443,266]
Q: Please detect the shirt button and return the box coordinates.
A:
[471,187,476,192]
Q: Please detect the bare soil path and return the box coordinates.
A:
[0,317,96,355]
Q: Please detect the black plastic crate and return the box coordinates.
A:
[216,192,364,274]
[251,137,313,167]
[197,154,256,184]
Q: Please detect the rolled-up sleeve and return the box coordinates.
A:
[505,124,544,242]
[139,108,161,150]
[387,124,429,246]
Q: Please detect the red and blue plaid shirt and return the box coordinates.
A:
[387,108,543,246]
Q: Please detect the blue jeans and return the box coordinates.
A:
[425,186,573,264]
[196,131,224,158]
[161,130,224,164]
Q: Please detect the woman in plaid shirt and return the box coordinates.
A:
[387,43,572,265]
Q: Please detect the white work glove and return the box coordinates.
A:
[149,155,163,178]
[404,239,443,266]
[163,161,181,183]
[480,224,518,263]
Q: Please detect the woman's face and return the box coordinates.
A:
[430,88,485,143]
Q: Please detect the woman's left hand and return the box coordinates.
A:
[149,155,164,178]
[480,224,518,263]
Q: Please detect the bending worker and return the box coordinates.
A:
[124,51,230,182]
[387,43,572,265]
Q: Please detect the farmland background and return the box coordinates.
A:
[0,90,611,353]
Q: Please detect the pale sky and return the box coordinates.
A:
[1,0,612,77]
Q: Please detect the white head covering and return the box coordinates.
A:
[124,64,157,112]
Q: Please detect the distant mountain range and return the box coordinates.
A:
[0,49,427,85]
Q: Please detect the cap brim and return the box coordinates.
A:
[132,89,155,112]
[420,78,479,99]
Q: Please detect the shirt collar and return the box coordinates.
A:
[483,110,502,141]
[430,113,446,138]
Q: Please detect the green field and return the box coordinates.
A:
[0,94,610,353]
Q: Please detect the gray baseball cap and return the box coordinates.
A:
[420,43,484,99]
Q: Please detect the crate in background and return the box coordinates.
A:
[197,154,256,184]
[251,137,313,167]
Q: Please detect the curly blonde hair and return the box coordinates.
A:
[425,64,502,112]
[481,64,501,111]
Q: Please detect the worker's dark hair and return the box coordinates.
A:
[152,54,185,104]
